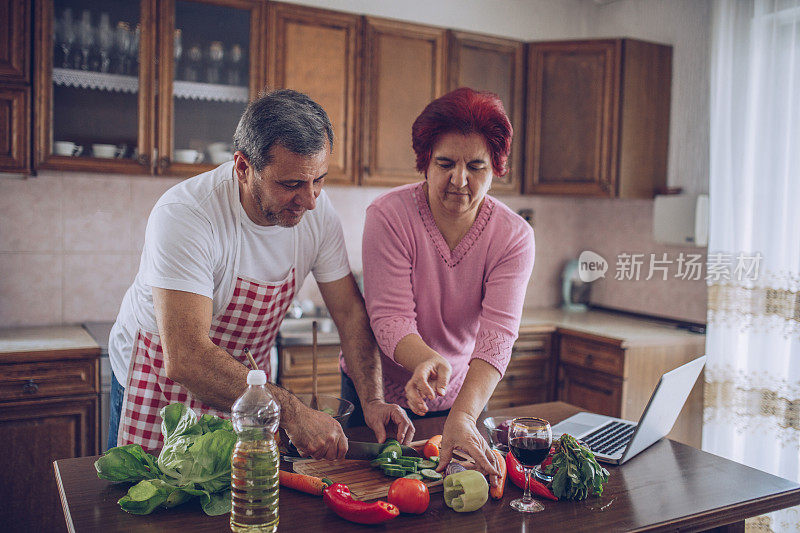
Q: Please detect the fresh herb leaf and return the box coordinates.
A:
[544,434,609,501]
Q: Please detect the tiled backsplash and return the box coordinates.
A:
[0,169,707,328]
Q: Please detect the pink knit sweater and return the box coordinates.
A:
[343,182,535,412]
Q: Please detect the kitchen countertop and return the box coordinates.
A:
[518,307,705,347]
[0,325,100,357]
[53,402,800,532]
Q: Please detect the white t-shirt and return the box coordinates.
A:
[109,161,351,383]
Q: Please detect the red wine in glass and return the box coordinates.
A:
[509,437,550,467]
[508,417,552,513]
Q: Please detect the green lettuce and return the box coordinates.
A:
[95,403,237,516]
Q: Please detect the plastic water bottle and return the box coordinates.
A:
[230,370,280,532]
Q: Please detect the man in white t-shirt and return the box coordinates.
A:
[108,90,414,458]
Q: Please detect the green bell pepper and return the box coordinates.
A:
[443,470,489,512]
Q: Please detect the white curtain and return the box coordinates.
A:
[705,1,800,531]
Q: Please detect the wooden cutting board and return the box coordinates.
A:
[292,440,444,501]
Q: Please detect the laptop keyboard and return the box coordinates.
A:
[581,421,637,456]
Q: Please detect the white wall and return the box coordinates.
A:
[278,0,590,40]
[586,0,711,195]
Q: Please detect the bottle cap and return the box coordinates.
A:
[247,370,267,385]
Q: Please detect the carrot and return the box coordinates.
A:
[423,435,442,459]
[490,449,507,500]
[279,470,332,496]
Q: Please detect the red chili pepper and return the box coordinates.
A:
[323,483,400,524]
[505,451,558,501]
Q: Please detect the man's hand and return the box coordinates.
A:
[283,403,348,460]
[404,354,452,416]
[362,399,415,444]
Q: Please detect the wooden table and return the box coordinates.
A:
[54,402,800,532]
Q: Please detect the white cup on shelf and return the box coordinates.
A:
[209,151,233,165]
[92,143,123,158]
[174,149,203,164]
[54,141,83,157]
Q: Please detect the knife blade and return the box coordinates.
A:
[345,440,421,460]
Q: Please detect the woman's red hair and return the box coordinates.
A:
[412,87,512,177]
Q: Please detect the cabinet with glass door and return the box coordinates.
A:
[34,0,265,175]
[156,0,264,176]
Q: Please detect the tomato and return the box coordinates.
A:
[387,478,429,514]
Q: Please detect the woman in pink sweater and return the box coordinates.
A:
[342,88,534,479]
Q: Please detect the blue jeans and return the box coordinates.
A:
[108,372,124,451]
[339,371,449,429]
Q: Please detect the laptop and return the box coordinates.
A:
[551,355,706,465]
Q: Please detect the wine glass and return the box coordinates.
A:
[56,8,76,69]
[508,417,552,513]
[114,22,131,74]
[77,10,94,71]
[97,13,114,73]
[226,43,244,86]
[173,29,183,80]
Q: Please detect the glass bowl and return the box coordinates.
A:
[483,416,513,454]
[295,394,354,426]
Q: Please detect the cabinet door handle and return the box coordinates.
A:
[136,152,150,167]
[22,379,39,394]
[158,156,170,170]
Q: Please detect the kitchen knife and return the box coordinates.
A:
[346,440,421,460]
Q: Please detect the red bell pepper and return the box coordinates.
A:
[323,483,400,524]
[505,451,558,501]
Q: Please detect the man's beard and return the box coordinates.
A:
[252,186,304,227]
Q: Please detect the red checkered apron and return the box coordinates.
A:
[118,203,297,453]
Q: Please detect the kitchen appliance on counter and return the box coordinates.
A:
[83,321,114,450]
[562,259,590,311]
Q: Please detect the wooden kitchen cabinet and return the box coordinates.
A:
[447,31,525,194]
[525,39,671,197]
[361,17,446,186]
[0,0,30,83]
[489,333,555,410]
[156,0,265,175]
[33,0,265,175]
[0,0,31,174]
[278,343,342,397]
[268,3,361,186]
[0,86,30,171]
[556,330,704,447]
[0,338,100,533]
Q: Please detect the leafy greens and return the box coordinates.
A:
[542,434,609,501]
[95,403,236,516]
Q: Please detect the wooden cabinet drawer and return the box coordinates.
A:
[279,344,341,378]
[512,334,549,355]
[559,335,624,376]
[280,374,341,396]
[488,386,550,410]
[501,354,550,388]
[0,359,97,402]
[558,363,623,418]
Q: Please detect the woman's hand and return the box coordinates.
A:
[436,411,502,486]
[404,354,452,416]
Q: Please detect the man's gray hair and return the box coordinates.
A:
[233,89,334,171]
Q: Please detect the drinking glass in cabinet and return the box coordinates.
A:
[55,8,76,69]
[50,0,143,160]
[96,13,114,73]
[77,10,94,71]
[170,0,252,164]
